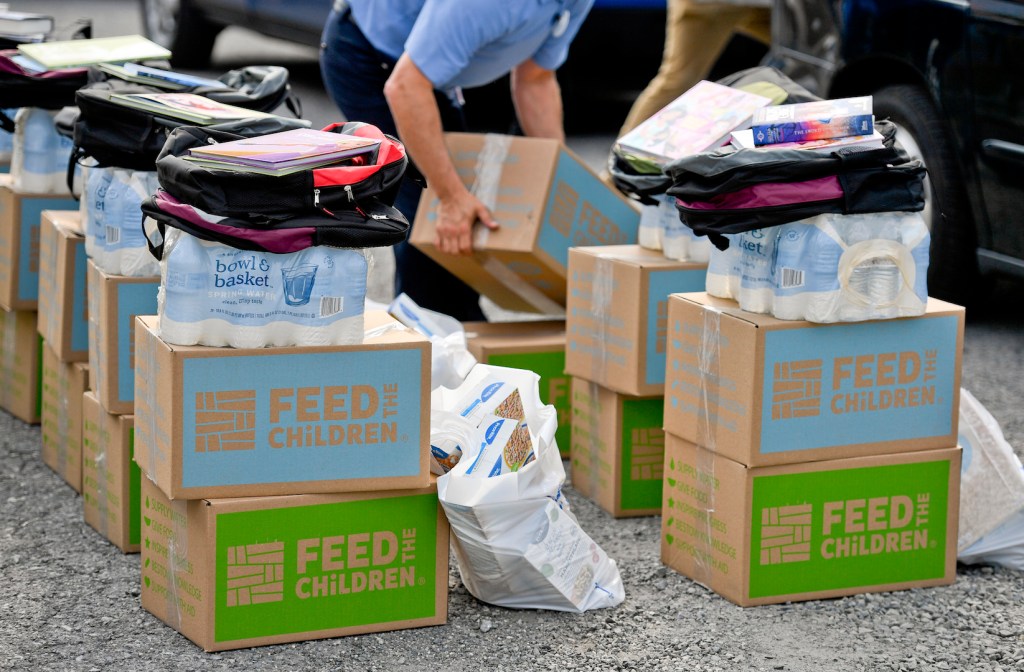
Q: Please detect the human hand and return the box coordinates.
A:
[434,190,499,255]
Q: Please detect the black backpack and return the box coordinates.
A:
[0,50,89,131]
[154,121,409,217]
[665,120,927,249]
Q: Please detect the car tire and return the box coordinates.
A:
[139,0,222,69]
[872,84,981,307]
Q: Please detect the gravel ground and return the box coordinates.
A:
[3,280,1024,672]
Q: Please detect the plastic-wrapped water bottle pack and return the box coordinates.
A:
[704,211,930,323]
[9,107,79,194]
[81,165,162,277]
[638,195,712,262]
[158,228,370,348]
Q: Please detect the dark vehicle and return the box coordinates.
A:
[767,0,1024,306]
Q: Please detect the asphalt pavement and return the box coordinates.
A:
[4,2,1024,670]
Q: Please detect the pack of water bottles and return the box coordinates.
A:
[9,107,80,194]
[704,211,930,323]
[81,165,161,277]
[157,227,370,348]
[638,195,713,262]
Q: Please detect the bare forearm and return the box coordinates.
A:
[384,56,467,200]
[511,64,565,141]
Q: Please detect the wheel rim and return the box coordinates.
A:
[142,0,180,48]
[889,121,935,230]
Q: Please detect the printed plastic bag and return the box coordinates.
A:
[435,364,625,612]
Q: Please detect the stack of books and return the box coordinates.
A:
[183,128,382,176]
[0,9,53,44]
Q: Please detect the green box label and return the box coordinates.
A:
[214,494,439,642]
[487,350,569,455]
[749,460,950,598]
[129,428,141,546]
[619,398,664,511]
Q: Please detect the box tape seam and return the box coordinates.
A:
[470,133,511,248]
[695,305,721,588]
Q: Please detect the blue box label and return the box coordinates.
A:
[537,151,639,269]
[18,197,78,302]
[116,281,159,404]
[70,243,89,353]
[645,268,706,386]
[181,349,424,487]
[760,315,959,452]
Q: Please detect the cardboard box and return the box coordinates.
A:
[81,391,140,553]
[0,175,79,311]
[40,344,88,491]
[0,305,42,423]
[565,245,707,397]
[665,293,964,466]
[463,319,570,457]
[140,475,449,651]
[570,377,664,517]
[134,312,431,500]
[87,259,159,415]
[37,210,88,362]
[661,434,960,606]
[409,133,641,313]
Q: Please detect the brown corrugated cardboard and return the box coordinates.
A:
[463,319,570,457]
[40,343,88,491]
[565,245,707,397]
[86,259,159,415]
[661,434,960,606]
[570,377,664,517]
[133,312,432,500]
[140,476,449,651]
[37,210,88,362]
[0,305,41,423]
[664,293,965,466]
[82,391,140,553]
[409,133,642,313]
[0,175,79,311]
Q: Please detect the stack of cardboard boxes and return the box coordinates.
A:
[564,244,707,517]
[37,210,90,492]
[131,308,450,651]
[660,292,965,605]
[0,178,77,426]
[76,208,160,552]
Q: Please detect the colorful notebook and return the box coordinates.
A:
[18,34,171,68]
[109,92,275,124]
[616,80,773,165]
[187,128,381,169]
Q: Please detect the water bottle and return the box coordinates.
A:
[82,165,115,263]
[705,233,740,300]
[736,228,776,314]
[663,215,712,262]
[637,200,666,251]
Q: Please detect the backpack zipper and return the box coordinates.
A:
[313,188,320,207]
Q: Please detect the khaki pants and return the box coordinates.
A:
[618,0,771,136]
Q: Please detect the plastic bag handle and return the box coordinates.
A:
[837,239,915,308]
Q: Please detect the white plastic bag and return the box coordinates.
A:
[388,293,476,390]
[435,364,625,612]
[957,388,1024,561]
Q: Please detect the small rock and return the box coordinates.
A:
[480,619,493,633]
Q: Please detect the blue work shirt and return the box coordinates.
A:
[348,0,594,92]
